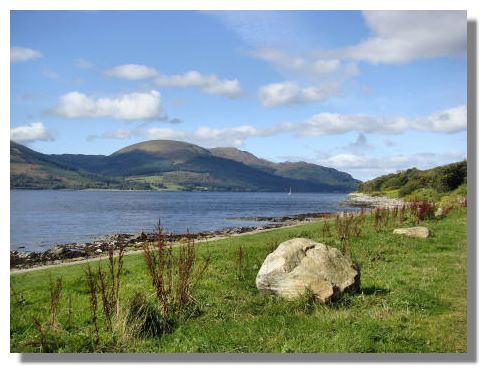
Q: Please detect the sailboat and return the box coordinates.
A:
[288,187,292,195]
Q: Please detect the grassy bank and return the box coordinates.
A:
[10,208,467,353]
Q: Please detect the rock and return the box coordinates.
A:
[49,245,65,257]
[435,207,444,217]
[60,248,86,259]
[255,238,360,303]
[342,192,404,209]
[393,226,429,238]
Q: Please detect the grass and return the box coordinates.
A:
[10,209,467,353]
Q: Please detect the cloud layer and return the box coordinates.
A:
[251,48,358,107]
[10,122,54,143]
[258,81,337,107]
[314,150,466,180]
[293,105,466,136]
[321,11,467,64]
[52,90,162,120]
[104,64,243,98]
[105,64,159,80]
[87,105,466,150]
[154,71,242,98]
[11,47,43,63]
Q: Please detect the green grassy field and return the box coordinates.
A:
[10,209,467,353]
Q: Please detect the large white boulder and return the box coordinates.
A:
[256,238,360,303]
[393,226,429,238]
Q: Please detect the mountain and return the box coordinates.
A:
[210,147,275,170]
[10,141,120,189]
[10,140,360,192]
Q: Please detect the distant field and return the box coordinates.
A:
[10,209,467,353]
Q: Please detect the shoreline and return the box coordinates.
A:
[10,193,400,272]
[10,212,340,272]
[10,217,324,274]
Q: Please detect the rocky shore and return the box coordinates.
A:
[341,192,405,209]
[10,214,330,270]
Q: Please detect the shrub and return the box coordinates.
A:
[142,221,210,327]
[406,188,440,202]
[124,293,171,338]
[408,200,436,224]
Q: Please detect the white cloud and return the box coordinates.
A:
[315,150,467,180]
[144,127,187,141]
[86,105,466,149]
[142,125,261,148]
[154,71,243,98]
[205,11,308,48]
[252,48,342,78]
[105,64,159,80]
[11,47,43,63]
[414,105,467,133]
[42,69,59,80]
[52,90,162,120]
[258,81,337,107]
[251,48,358,107]
[321,11,466,64]
[92,124,265,148]
[73,59,94,69]
[105,64,243,98]
[294,105,466,135]
[10,122,54,143]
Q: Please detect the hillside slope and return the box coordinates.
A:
[357,160,467,199]
[11,140,360,192]
[10,142,120,189]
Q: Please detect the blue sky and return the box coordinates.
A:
[10,10,467,180]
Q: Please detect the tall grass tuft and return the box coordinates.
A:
[124,292,170,338]
[235,246,246,280]
[335,212,353,254]
[399,204,407,225]
[10,282,26,306]
[27,276,64,352]
[266,239,279,253]
[48,276,63,328]
[353,209,365,237]
[95,243,125,331]
[321,217,332,238]
[142,220,210,332]
[85,265,99,344]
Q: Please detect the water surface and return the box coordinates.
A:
[10,190,354,252]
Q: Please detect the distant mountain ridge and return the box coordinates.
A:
[10,140,360,192]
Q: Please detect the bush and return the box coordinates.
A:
[453,183,467,196]
[124,293,171,338]
[405,188,440,202]
[142,221,210,326]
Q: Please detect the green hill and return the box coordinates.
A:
[11,140,360,192]
[357,160,467,200]
[10,142,120,189]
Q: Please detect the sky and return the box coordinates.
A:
[10,10,467,180]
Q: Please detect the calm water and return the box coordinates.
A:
[10,190,355,252]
